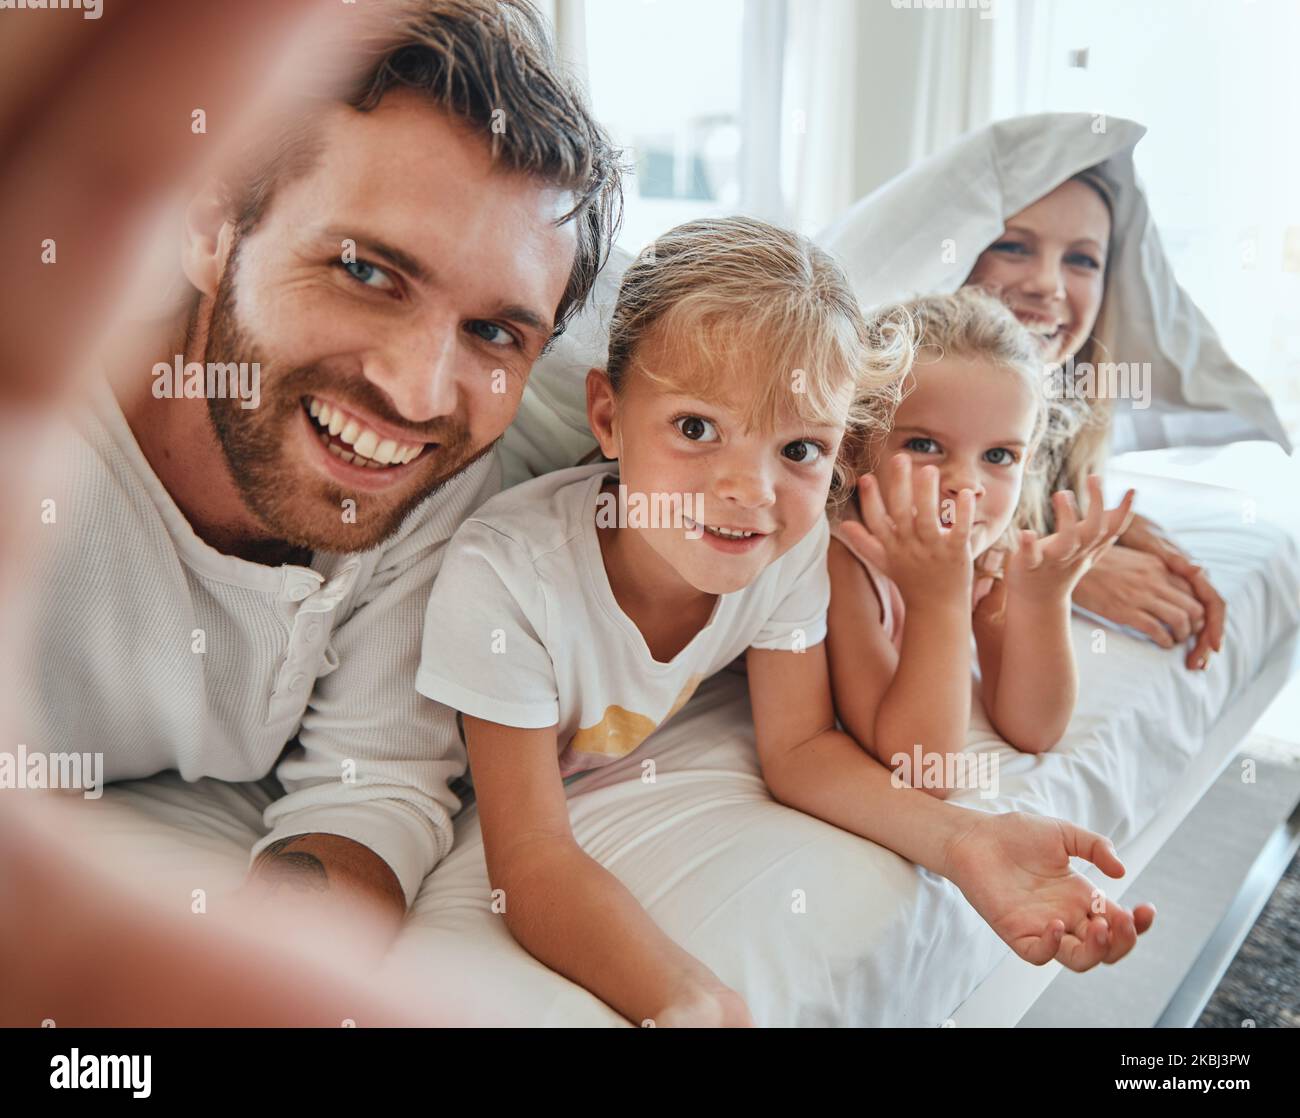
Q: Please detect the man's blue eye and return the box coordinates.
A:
[339,259,394,290]
[1067,252,1101,270]
[992,241,1029,255]
[468,321,515,347]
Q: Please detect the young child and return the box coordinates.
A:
[827,288,1136,793]
[416,220,1154,1028]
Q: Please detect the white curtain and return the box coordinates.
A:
[779,0,857,236]
[906,7,995,164]
[781,0,998,235]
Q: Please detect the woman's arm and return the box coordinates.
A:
[1073,511,1223,671]
[463,715,750,1027]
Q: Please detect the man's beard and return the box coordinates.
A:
[203,251,481,556]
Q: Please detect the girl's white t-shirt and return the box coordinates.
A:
[416,462,830,777]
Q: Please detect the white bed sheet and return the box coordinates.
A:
[71,442,1300,1026]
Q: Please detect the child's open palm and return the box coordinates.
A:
[943,810,1157,971]
[838,455,976,603]
[1005,476,1137,605]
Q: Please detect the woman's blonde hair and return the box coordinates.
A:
[848,287,1066,551]
[601,215,911,503]
[1018,166,1118,533]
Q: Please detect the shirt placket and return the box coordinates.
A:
[266,560,361,726]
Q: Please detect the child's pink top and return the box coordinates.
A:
[829,501,906,653]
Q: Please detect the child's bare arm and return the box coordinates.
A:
[752,643,983,868]
[833,462,977,792]
[463,715,750,1027]
[982,481,1135,753]
[825,536,898,751]
[747,645,1156,971]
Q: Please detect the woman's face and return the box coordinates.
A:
[965,179,1111,365]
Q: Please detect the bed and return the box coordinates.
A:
[75,439,1300,1026]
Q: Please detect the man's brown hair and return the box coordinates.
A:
[220,0,624,337]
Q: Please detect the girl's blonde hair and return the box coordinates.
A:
[849,287,1068,551]
[602,216,911,503]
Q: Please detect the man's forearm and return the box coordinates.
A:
[246,833,406,943]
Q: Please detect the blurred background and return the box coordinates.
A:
[537,0,1300,441]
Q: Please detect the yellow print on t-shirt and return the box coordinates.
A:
[566,674,704,760]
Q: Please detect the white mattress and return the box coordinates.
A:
[68,441,1300,1026]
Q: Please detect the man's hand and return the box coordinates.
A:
[245,833,407,960]
[942,811,1157,971]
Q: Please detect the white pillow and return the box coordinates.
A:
[498,245,631,487]
[816,112,1290,454]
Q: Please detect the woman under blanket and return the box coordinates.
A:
[818,112,1290,674]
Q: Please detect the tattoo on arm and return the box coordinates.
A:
[251,836,329,896]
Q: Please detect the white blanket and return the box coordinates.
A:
[71,442,1300,1026]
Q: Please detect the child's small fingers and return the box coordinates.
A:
[1133,903,1157,935]
[885,454,914,532]
[858,475,895,540]
[1081,475,1106,535]
[1020,921,1065,966]
[1114,487,1137,536]
[1052,489,1080,536]
[1056,820,1126,878]
[913,464,942,541]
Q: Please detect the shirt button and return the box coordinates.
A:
[304,622,322,642]
[289,673,307,691]
[288,583,312,602]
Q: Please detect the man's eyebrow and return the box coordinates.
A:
[493,303,553,339]
[318,227,554,339]
[322,227,433,284]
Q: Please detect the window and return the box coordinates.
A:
[1005,0,1300,440]
[583,0,747,251]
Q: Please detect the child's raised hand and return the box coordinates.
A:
[942,810,1157,971]
[838,454,976,604]
[1005,476,1136,606]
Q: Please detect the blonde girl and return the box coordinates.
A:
[828,288,1135,790]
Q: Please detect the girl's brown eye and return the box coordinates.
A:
[783,440,822,463]
[674,415,718,442]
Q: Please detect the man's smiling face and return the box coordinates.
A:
[202,90,578,551]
